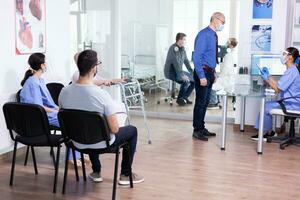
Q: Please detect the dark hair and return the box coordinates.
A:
[176,33,186,42]
[286,47,300,68]
[77,50,98,76]
[21,53,45,86]
[228,38,238,48]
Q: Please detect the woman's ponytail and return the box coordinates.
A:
[21,69,34,86]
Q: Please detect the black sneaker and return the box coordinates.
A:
[193,130,208,141]
[176,98,186,106]
[184,98,193,104]
[203,128,216,137]
[251,131,275,141]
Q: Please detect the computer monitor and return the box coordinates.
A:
[251,54,286,76]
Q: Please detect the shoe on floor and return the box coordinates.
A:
[193,130,208,141]
[184,98,193,104]
[68,159,82,168]
[176,98,186,106]
[203,128,216,137]
[207,103,220,110]
[251,131,276,141]
[118,173,144,185]
[88,172,103,183]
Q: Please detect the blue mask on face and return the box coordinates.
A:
[216,24,224,32]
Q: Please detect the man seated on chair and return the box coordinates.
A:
[58,50,144,185]
[164,32,194,106]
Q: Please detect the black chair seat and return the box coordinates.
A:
[16,135,64,146]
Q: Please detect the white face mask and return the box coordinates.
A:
[41,62,48,73]
[216,24,224,32]
[280,55,287,65]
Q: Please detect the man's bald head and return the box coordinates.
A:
[209,12,225,32]
[210,12,225,23]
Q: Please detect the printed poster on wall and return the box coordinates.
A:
[251,25,272,52]
[15,0,46,55]
[252,0,273,19]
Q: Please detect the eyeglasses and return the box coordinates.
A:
[216,17,225,25]
[94,61,102,66]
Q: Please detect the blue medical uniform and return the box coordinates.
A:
[255,65,300,132]
[20,76,80,160]
[20,76,59,127]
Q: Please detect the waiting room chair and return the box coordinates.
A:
[267,96,300,149]
[17,87,59,166]
[58,109,133,200]
[46,82,64,105]
[2,102,64,193]
[46,83,64,155]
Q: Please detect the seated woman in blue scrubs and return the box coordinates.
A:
[20,53,81,164]
[252,47,300,140]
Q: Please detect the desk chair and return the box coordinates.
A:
[2,103,63,193]
[157,80,177,106]
[58,109,133,200]
[267,97,300,149]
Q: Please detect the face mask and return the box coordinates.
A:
[216,24,224,32]
[42,64,47,73]
[280,55,287,65]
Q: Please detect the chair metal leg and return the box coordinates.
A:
[53,146,60,193]
[112,149,120,200]
[51,147,56,167]
[72,148,79,181]
[80,153,87,182]
[127,145,133,188]
[24,146,30,166]
[31,146,38,175]
[10,140,18,186]
[50,131,57,156]
[62,147,70,194]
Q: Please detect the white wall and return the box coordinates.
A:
[0,0,70,153]
[235,0,288,125]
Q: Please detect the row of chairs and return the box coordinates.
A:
[5,83,133,200]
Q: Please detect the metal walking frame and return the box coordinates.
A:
[116,79,152,144]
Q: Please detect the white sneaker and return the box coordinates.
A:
[118,173,144,185]
[88,172,103,183]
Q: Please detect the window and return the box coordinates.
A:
[173,0,200,59]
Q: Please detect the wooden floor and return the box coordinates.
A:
[1,117,300,200]
[143,91,236,118]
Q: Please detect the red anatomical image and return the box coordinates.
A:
[16,0,24,15]
[29,0,42,20]
[19,17,33,49]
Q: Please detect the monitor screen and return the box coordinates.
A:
[251,54,286,76]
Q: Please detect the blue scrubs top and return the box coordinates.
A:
[277,65,300,110]
[20,76,59,127]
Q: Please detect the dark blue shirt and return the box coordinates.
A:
[192,26,217,79]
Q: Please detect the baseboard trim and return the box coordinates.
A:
[0,145,27,163]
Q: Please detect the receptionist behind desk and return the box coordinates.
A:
[252,47,300,141]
